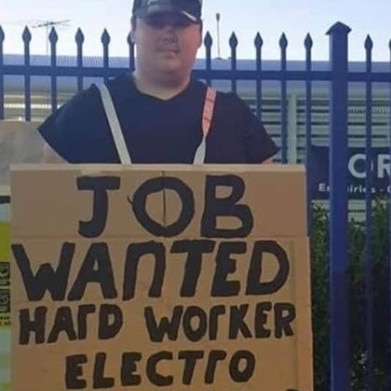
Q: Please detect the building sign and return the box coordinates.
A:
[309,145,390,200]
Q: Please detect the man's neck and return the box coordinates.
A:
[132,70,190,100]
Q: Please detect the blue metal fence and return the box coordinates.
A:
[1,20,391,391]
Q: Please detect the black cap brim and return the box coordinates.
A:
[134,3,200,23]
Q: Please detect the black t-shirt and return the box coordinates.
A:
[38,73,278,164]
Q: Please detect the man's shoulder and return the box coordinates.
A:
[216,89,244,105]
[191,79,245,106]
[212,89,251,119]
[105,73,134,91]
[61,72,135,112]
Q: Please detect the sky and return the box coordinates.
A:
[1,0,391,62]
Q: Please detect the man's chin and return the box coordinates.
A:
[157,59,182,73]
[158,50,180,60]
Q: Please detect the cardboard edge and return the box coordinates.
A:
[9,163,306,173]
[294,236,314,391]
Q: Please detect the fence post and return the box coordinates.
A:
[326,21,351,391]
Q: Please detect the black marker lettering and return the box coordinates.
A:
[229,350,255,382]
[12,242,75,301]
[201,175,254,238]
[121,352,142,386]
[65,354,87,389]
[47,306,77,343]
[93,353,114,388]
[178,351,204,385]
[77,176,120,238]
[182,306,207,342]
[209,305,226,340]
[211,241,245,297]
[205,350,227,384]
[123,241,165,300]
[145,306,183,342]
[229,304,252,339]
[19,307,47,344]
[247,241,289,295]
[275,303,296,338]
[68,243,117,301]
[255,302,272,338]
[99,304,123,340]
[147,351,173,386]
[77,305,96,340]
[131,177,194,237]
[170,240,215,297]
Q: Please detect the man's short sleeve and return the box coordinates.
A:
[37,84,103,163]
[234,94,279,163]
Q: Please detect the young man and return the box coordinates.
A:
[39,0,278,164]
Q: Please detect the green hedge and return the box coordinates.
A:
[310,198,390,390]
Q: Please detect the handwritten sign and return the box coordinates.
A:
[11,164,313,391]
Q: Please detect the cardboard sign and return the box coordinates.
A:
[11,164,313,391]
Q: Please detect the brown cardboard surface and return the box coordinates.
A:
[10,164,306,238]
[11,237,312,391]
[10,164,313,391]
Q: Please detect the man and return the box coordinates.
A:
[39,0,278,164]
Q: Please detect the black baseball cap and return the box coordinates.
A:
[132,0,202,23]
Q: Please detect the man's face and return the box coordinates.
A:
[131,12,202,80]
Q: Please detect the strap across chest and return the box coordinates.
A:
[96,82,217,164]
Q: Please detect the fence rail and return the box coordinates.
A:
[1,21,391,391]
